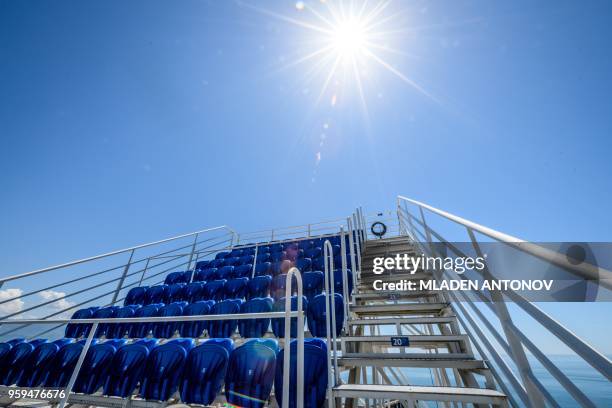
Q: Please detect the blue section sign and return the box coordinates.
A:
[390,337,410,347]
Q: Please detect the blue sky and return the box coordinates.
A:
[1,0,611,354]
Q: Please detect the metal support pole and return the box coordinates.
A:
[339,227,350,333]
[252,245,258,279]
[58,321,98,408]
[323,240,336,408]
[283,267,304,408]
[347,217,357,306]
[111,249,134,305]
[137,258,150,286]
[324,240,340,384]
[186,233,199,272]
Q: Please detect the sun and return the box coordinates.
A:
[332,19,368,59]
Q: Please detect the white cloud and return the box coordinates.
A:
[0,288,25,314]
[40,290,76,311]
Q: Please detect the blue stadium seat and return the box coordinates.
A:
[270,251,286,263]
[72,340,124,394]
[155,301,187,338]
[334,254,353,269]
[248,275,272,299]
[307,293,344,337]
[238,255,255,266]
[254,262,272,276]
[224,256,240,267]
[274,338,328,408]
[272,296,308,338]
[182,270,194,283]
[215,265,234,280]
[6,338,26,346]
[210,259,224,268]
[256,252,271,263]
[333,269,354,295]
[271,274,296,300]
[109,305,139,338]
[124,286,148,306]
[104,339,158,397]
[195,260,211,271]
[257,245,270,253]
[45,339,99,388]
[181,300,214,337]
[209,299,243,338]
[225,277,249,299]
[311,257,325,271]
[184,282,206,303]
[168,283,187,302]
[270,243,283,253]
[195,267,217,282]
[130,303,163,338]
[16,338,73,387]
[144,284,170,305]
[215,251,230,260]
[164,271,184,285]
[302,240,316,249]
[303,271,324,301]
[230,248,244,258]
[282,242,299,251]
[93,306,120,338]
[304,247,322,259]
[65,307,98,338]
[225,339,277,408]
[140,338,195,401]
[1,339,48,385]
[203,279,227,301]
[296,258,312,272]
[234,264,253,278]
[180,338,234,405]
[239,297,273,338]
[272,260,292,276]
[242,247,256,256]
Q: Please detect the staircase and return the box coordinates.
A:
[334,236,509,407]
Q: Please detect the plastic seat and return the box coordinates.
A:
[282,242,299,251]
[72,340,122,394]
[180,339,234,405]
[210,259,224,268]
[184,282,206,303]
[139,338,195,401]
[195,260,210,271]
[224,257,240,267]
[333,269,354,295]
[164,271,183,285]
[239,297,273,338]
[272,296,308,338]
[195,267,217,282]
[45,339,99,388]
[181,300,214,337]
[155,301,187,338]
[307,293,344,337]
[65,307,98,338]
[271,274,296,300]
[215,266,234,280]
[130,303,162,338]
[234,264,253,278]
[270,251,286,263]
[109,305,139,338]
[144,284,170,305]
[272,260,292,276]
[254,262,272,276]
[238,255,255,266]
[248,275,272,299]
[304,247,322,259]
[93,306,120,338]
[209,299,243,338]
[168,283,187,302]
[17,338,73,387]
[215,251,230,260]
[230,248,244,258]
[270,243,283,253]
[311,257,325,271]
[274,339,328,408]
[103,340,157,397]
[1,340,47,385]
[203,279,227,301]
[242,247,256,256]
[296,258,312,272]
[303,271,324,301]
[225,339,277,408]
[256,252,271,263]
[302,240,316,249]
[225,278,249,299]
[124,286,148,306]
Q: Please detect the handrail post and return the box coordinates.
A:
[347,217,357,307]
[339,227,350,333]
[352,214,362,281]
[283,267,304,408]
[252,245,258,278]
[137,258,150,286]
[186,233,199,272]
[111,249,135,305]
[58,321,98,408]
[324,240,340,385]
[323,240,336,408]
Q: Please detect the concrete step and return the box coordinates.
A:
[332,384,508,406]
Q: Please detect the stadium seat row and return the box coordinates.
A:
[0,336,328,407]
[67,293,345,339]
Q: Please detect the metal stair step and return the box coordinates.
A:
[332,384,508,406]
[348,316,456,326]
[353,291,437,301]
[342,334,470,348]
[350,302,449,316]
[338,355,486,369]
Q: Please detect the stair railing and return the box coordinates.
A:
[396,195,612,408]
[323,239,340,408]
[283,267,305,408]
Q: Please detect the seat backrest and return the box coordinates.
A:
[238,255,255,266]
[209,299,243,338]
[93,306,120,338]
[271,274,297,300]
[139,340,194,401]
[210,259,224,268]
[195,267,216,282]
[180,300,213,338]
[73,342,118,394]
[230,248,244,258]
[44,340,98,388]
[124,286,148,306]
[130,303,162,338]
[168,283,187,302]
[224,277,249,299]
[333,269,353,295]
[1,341,39,385]
[164,271,183,285]
[254,262,272,276]
[304,247,322,259]
[307,293,344,337]
[248,275,272,299]
[195,260,210,271]
[16,341,67,387]
[302,271,324,301]
[216,265,234,280]
[184,282,206,303]
[270,251,286,263]
[65,307,95,338]
[255,252,271,264]
[272,296,308,338]
[238,297,273,338]
[234,264,253,278]
[155,301,187,338]
[215,251,230,260]
[296,258,312,272]
[144,285,170,305]
[103,343,150,397]
[180,339,234,405]
[109,305,138,338]
[225,339,277,408]
[203,279,227,301]
[224,256,240,267]
[274,339,328,408]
